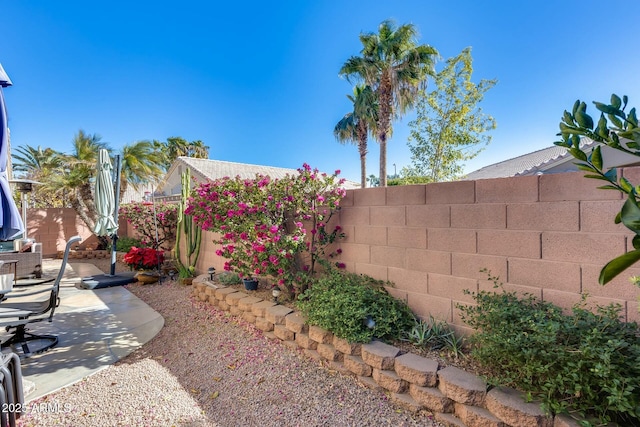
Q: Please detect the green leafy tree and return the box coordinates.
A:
[556,94,640,284]
[340,20,438,186]
[366,174,379,187]
[119,202,178,250]
[385,165,433,186]
[407,47,496,182]
[334,85,378,188]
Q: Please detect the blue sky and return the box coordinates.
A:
[4,1,640,184]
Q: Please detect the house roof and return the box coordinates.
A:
[156,157,360,198]
[176,157,300,182]
[464,139,599,180]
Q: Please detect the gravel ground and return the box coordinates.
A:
[16,259,442,427]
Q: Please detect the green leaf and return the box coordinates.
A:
[599,249,640,284]
[611,94,622,109]
[569,148,588,162]
[598,185,621,191]
[594,101,624,118]
[628,107,638,127]
[620,177,634,193]
[596,114,609,138]
[614,211,622,223]
[589,145,603,170]
[620,195,640,232]
[603,168,618,181]
[559,122,583,135]
[572,100,580,115]
[583,174,608,180]
[570,134,581,147]
[562,111,575,126]
[633,235,640,250]
[575,163,597,173]
[608,113,623,129]
[575,105,594,129]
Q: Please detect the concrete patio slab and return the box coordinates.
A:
[0,260,164,402]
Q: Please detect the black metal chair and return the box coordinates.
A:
[0,351,25,427]
[0,236,81,358]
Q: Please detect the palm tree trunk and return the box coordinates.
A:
[359,151,367,188]
[357,121,368,188]
[70,196,96,233]
[379,137,387,187]
[377,72,393,187]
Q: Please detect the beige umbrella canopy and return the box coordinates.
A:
[93,149,118,237]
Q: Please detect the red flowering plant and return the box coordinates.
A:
[186,164,346,298]
[119,202,178,250]
[122,246,165,271]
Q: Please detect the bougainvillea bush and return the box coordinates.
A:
[119,202,178,250]
[186,164,346,297]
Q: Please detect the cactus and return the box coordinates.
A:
[174,169,201,278]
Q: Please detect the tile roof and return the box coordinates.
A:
[157,157,360,197]
[464,138,598,180]
[178,157,300,182]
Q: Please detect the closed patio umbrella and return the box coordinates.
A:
[93,149,118,237]
[0,64,24,240]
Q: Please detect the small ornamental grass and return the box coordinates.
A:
[458,272,640,426]
[296,268,415,344]
[403,315,466,359]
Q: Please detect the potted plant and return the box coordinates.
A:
[176,263,196,286]
[122,246,165,284]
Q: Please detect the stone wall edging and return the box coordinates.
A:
[191,279,578,427]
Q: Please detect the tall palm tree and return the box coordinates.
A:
[334,85,377,188]
[120,140,166,198]
[187,139,209,158]
[11,145,62,178]
[12,145,66,207]
[45,130,108,231]
[157,137,210,169]
[340,20,438,186]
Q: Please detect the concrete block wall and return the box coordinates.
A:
[192,279,567,427]
[26,208,126,257]
[25,208,97,256]
[337,169,640,330]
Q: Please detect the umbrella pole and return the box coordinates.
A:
[110,154,122,276]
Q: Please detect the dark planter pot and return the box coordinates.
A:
[243,278,258,291]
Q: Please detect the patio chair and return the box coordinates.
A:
[0,236,82,358]
[0,351,25,427]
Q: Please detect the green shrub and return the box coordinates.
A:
[216,271,241,285]
[459,275,640,425]
[296,269,415,343]
[116,236,142,253]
